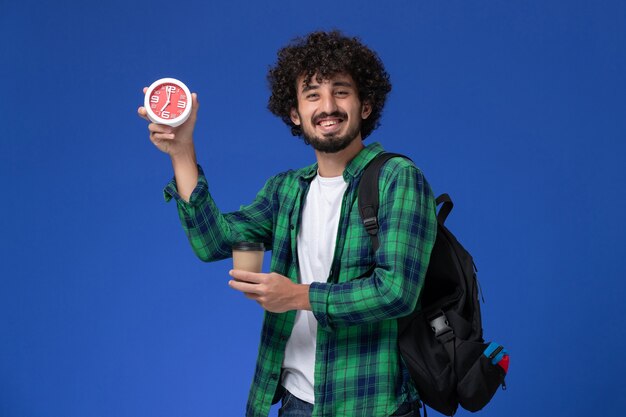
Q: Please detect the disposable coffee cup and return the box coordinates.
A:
[232,242,265,273]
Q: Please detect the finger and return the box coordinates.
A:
[148,123,174,134]
[188,93,199,121]
[228,279,263,294]
[151,132,176,142]
[143,87,148,94]
[229,269,264,284]
[149,125,175,141]
[137,106,151,122]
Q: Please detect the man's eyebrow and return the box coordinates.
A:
[300,80,353,93]
[301,83,319,93]
[332,80,353,88]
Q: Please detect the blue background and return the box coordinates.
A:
[1,1,625,416]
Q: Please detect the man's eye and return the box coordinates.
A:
[336,91,349,97]
[306,93,319,99]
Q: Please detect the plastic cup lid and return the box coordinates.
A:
[232,242,265,251]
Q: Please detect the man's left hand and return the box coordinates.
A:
[228,270,311,313]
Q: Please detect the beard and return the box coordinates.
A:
[300,111,362,153]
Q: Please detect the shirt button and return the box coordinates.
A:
[290,225,295,230]
[270,373,279,380]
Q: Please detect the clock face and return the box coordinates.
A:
[144,78,192,127]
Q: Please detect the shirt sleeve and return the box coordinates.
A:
[309,161,437,331]
[163,165,278,262]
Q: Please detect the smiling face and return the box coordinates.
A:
[290,73,372,153]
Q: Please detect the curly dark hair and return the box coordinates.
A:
[267,30,392,140]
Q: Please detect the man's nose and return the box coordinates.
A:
[319,93,338,114]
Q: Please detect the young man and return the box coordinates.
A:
[139,31,437,417]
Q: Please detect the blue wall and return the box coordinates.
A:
[1,1,625,416]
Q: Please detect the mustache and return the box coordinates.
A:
[312,111,348,125]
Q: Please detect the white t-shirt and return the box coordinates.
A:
[281,172,348,404]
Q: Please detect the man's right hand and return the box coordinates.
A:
[137,87,200,157]
[138,87,200,202]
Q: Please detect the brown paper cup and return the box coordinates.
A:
[232,242,265,273]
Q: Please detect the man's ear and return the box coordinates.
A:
[361,101,372,120]
[290,108,301,126]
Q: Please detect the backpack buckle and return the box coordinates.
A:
[363,217,379,235]
[430,314,453,339]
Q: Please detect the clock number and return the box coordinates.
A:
[166,86,177,94]
[150,95,159,103]
[177,100,186,109]
[161,111,170,119]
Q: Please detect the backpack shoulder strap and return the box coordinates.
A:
[358,152,410,252]
[435,193,454,225]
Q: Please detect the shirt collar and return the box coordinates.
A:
[298,142,385,182]
[343,142,385,180]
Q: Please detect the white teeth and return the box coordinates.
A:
[320,120,339,127]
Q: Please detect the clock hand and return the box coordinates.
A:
[160,87,173,112]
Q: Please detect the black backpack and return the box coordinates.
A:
[358,153,508,416]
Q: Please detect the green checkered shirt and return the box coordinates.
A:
[164,142,437,417]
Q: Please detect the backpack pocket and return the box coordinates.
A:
[457,342,507,412]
